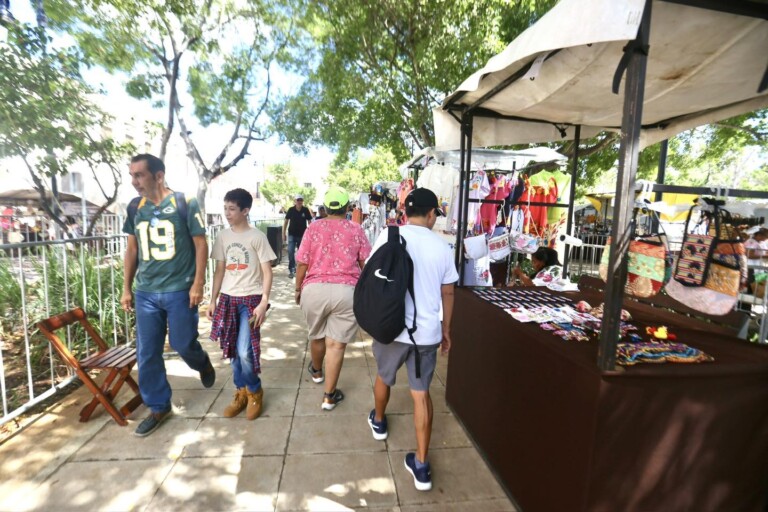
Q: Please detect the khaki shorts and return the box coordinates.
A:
[300,283,359,343]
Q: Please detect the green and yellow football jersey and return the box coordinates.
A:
[123,193,206,293]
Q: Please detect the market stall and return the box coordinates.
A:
[436,0,768,510]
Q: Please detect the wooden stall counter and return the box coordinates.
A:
[446,287,768,512]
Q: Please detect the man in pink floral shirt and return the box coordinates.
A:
[295,187,372,410]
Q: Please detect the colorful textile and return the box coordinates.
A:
[296,218,371,288]
[480,175,512,235]
[210,293,263,371]
[675,233,715,286]
[616,342,714,366]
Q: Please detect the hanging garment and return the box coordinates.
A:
[480,175,512,235]
[451,169,490,232]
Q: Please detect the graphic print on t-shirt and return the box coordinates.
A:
[225,242,250,273]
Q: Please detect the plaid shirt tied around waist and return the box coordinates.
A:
[210,293,263,374]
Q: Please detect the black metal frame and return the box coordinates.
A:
[442,0,768,371]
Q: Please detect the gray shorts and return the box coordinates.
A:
[372,340,439,392]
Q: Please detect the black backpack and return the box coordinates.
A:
[354,226,422,377]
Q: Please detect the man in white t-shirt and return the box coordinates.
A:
[208,188,276,420]
[366,188,459,492]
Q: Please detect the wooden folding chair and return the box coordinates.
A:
[36,308,143,426]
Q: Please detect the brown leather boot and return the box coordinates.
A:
[245,388,264,420]
[223,388,247,418]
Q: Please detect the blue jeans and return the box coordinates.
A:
[232,303,262,392]
[287,235,302,273]
[135,289,209,413]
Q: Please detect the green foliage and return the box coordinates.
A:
[0,24,133,232]
[326,147,401,193]
[272,0,558,160]
[261,163,316,210]
[50,0,301,210]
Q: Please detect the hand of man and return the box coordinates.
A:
[189,282,204,308]
[441,329,452,355]
[120,290,133,312]
[250,303,268,327]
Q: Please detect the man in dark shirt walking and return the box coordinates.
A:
[283,194,313,278]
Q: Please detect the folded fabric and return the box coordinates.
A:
[616,342,714,366]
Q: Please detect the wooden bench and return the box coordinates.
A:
[577,275,749,338]
[36,308,143,426]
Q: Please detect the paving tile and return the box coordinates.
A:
[287,414,386,454]
[17,459,175,512]
[0,387,112,508]
[72,417,201,461]
[165,389,221,418]
[183,416,291,457]
[339,344,369,367]
[400,499,516,511]
[276,452,396,510]
[300,365,372,389]
[261,345,307,367]
[164,357,219,390]
[384,413,472,452]
[230,366,301,389]
[293,386,373,417]
[209,386,298,418]
[150,455,283,512]
[391,448,508,506]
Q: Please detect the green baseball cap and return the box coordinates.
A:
[324,187,349,209]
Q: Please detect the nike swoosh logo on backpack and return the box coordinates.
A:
[374,269,394,282]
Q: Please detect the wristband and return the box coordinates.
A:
[295,289,301,292]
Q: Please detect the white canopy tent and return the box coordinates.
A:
[435,0,768,149]
[438,0,768,370]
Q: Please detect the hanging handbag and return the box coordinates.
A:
[598,208,669,298]
[488,205,512,262]
[665,202,745,315]
[509,231,539,254]
[464,233,489,260]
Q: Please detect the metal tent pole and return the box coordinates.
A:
[455,115,468,270]
[457,113,474,286]
[651,139,668,233]
[598,0,653,371]
[563,125,581,275]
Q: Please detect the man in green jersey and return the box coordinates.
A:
[120,154,215,437]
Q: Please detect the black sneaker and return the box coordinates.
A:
[368,409,388,440]
[307,362,324,383]
[321,389,344,411]
[134,410,171,437]
[200,356,216,388]
[404,452,432,491]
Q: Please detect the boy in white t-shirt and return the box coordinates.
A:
[208,188,276,420]
[366,188,459,492]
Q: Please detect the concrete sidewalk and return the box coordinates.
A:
[0,262,515,511]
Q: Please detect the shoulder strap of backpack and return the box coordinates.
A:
[170,191,191,237]
[393,226,422,378]
[127,197,142,224]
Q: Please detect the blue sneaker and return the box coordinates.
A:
[367,409,388,440]
[404,452,432,491]
[134,409,171,437]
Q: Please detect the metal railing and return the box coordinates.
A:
[0,216,283,428]
[0,235,130,427]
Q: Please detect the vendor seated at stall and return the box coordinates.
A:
[510,247,562,287]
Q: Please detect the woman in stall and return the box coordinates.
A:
[511,246,562,286]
